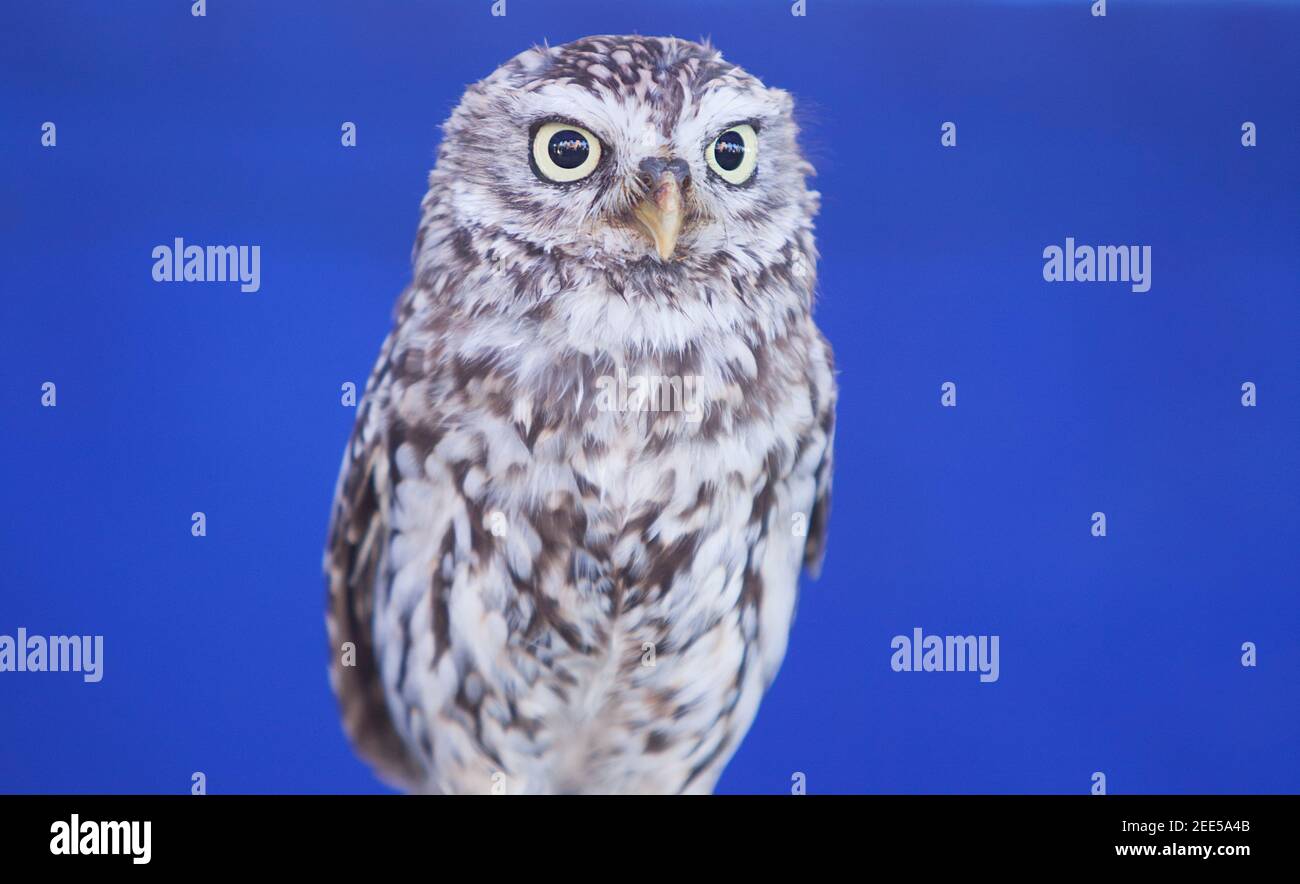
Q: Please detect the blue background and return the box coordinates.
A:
[1,0,1296,794]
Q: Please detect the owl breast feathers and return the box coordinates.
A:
[325,35,836,794]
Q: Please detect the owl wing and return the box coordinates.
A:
[324,338,426,791]
[800,331,836,578]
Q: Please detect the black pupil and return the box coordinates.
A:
[714,131,746,171]
[548,130,590,169]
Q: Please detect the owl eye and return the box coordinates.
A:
[706,124,758,185]
[531,121,602,183]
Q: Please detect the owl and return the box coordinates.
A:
[325,35,835,794]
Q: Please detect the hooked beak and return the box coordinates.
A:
[633,159,689,261]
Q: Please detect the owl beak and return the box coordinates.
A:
[633,167,685,261]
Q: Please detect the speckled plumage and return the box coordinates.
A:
[325,35,836,794]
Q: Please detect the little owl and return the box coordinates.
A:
[325,35,836,794]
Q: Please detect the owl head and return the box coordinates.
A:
[419,36,817,290]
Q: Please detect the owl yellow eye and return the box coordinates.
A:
[531,121,602,183]
[706,124,758,185]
